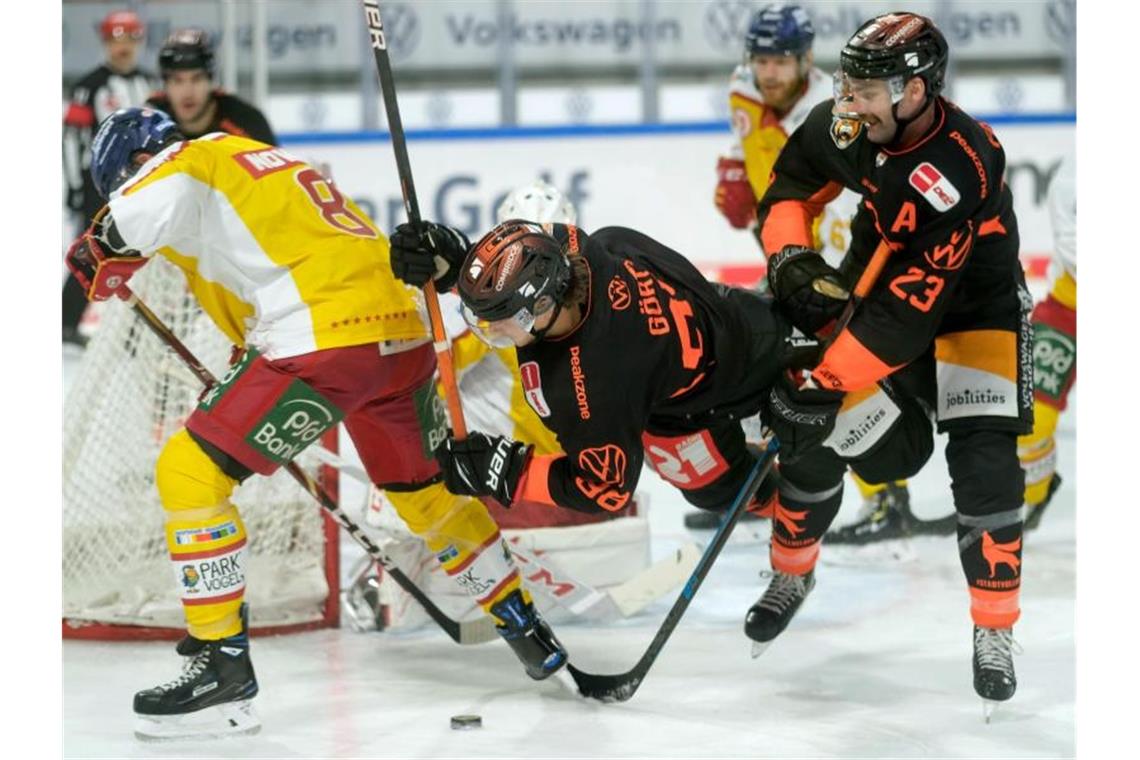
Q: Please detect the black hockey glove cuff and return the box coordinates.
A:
[763,374,843,464]
[389,221,470,290]
[767,245,851,336]
[435,432,533,506]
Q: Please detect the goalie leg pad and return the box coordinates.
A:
[156,429,247,640]
[387,483,525,613]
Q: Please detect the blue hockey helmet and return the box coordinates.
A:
[745,3,815,58]
[90,107,181,198]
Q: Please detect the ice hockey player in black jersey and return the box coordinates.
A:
[389,218,793,564]
[753,12,1032,717]
[145,29,276,145]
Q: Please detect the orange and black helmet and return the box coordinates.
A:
[458,220,572,323]
[840,13,948,98]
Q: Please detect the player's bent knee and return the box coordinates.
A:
[156,429,239,512]
[849,411,933,484]
[386,481,493,542]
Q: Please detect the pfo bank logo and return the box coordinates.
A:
[383,3,421,61]
[702,0,754,50]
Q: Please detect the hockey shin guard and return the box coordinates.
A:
[156,430,247,639]
[387,482,526,615]
[947,430,1023,629]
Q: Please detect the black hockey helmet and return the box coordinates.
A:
[458,220,572,330]
[839,13,948,99]
[159,28,216,79]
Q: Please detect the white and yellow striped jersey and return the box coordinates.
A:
[109,133,426,359]
[726,64,859,266]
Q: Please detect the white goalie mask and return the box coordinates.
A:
[495,179,578,225]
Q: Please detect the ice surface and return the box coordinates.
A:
[63,438,1074,756]
[62,344,1075,757]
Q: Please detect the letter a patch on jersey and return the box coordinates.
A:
[909,162,960,212]
[519,361,551,417]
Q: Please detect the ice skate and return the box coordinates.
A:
[744,570,815,657]
[133,604,260,741]
[973,625,1020,723]
[491,588,568,680]
[824,483,955,545]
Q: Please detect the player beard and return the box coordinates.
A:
[759,76,804,114]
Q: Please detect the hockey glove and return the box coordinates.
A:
[435,432,533,506]
[764,374,843,464]
[767,245,851,336]
[389,221,469,291]
[65,209,146,302]
[714,157,757,229]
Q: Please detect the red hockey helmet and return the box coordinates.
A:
[100,10,145,41]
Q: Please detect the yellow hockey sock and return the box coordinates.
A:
[156,429,246,639]
[387,482,525,615]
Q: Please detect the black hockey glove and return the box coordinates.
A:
[763,374,843,464]
[767,245,851,336]
[389,221,469,291]
[435,432,533,506]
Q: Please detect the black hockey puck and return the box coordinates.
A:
[450,715,482,730]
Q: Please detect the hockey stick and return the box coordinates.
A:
[827,238,893,348]
[361,0,466,438]
[118,286,498,646]
[316,444,702,620]
[566,437,779,702]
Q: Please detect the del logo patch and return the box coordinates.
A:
[519,361,551,417]
[909,162,960,211]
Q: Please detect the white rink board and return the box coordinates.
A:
[283,117,1073,282]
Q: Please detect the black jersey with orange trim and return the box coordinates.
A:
[145,90,277,145]
[64,64,158,220]
[513,224,788,515]
[757,98,1023,392]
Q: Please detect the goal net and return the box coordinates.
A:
[63,257,339,639]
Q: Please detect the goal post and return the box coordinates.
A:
[62,258,340,639]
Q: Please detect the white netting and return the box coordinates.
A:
[63,257,333,633]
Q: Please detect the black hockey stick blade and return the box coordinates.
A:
[566,441,779,702]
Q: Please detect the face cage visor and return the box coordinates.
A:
[832,69,907,119]
[460,294,556,349]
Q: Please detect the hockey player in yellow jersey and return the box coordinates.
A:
[714,3,857,266]
[65,108,567,740]
[1017,155,1076,529]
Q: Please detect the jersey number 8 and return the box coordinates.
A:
[295,168,375,238]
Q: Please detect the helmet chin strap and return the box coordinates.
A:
[528,301,563,341]
[886,91,935,149]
